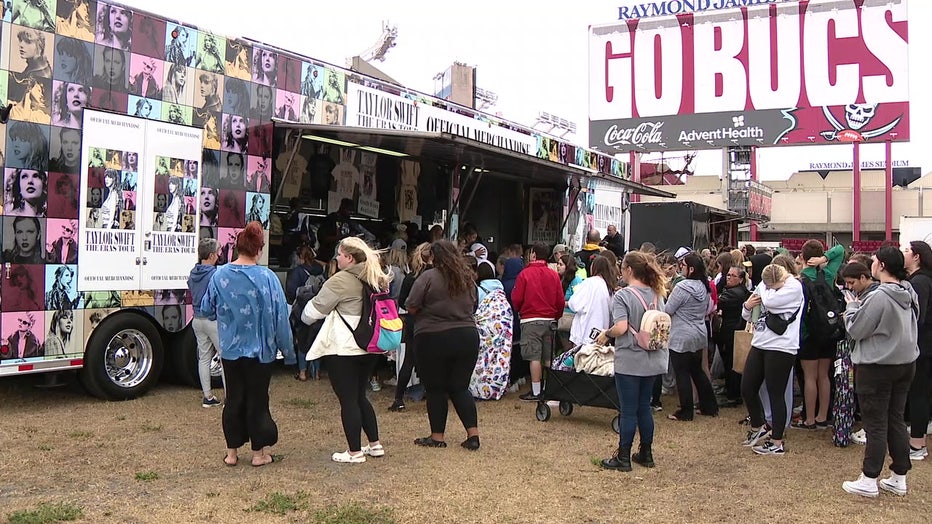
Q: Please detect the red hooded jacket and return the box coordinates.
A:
[512,260,565,321]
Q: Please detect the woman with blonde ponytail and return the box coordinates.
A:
[302,236,392,464]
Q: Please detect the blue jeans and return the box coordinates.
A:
[615,373,656,448]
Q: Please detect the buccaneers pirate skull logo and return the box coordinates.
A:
[820,104,901,142]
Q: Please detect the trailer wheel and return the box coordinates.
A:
[79,313,163,400]
[173,325,224,389]
[559,401,574,417]
[611,414,621,434]
[535,402,551,422]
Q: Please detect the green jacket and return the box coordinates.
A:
[800,244,845,340]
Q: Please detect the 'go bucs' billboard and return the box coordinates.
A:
[589,0,909,153]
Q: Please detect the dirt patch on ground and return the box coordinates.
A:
[0,369,929,523]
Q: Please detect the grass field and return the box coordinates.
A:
[0,369,929,523]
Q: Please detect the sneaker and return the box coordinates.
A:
[842,473,879,498]
[650,402,663,412]
[369,378,382,392]
[909,446,928,461]
[202,396,222,408]
[388,401,406,412]
[519,392,541,402]
[852,428,867,445]
[384,377,398,387]
[792,404,804,415]
[879,474,908,496]
[361,444,385,457]
[507,383,520,394]
[752,440,785,455]
[742,426,771,447]
[331,451,366,463]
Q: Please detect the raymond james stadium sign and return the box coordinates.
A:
[618,0,793,20]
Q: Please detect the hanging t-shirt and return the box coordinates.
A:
[331,148,359,198]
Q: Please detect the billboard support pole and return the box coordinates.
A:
[629,151,641,203]
[885,140,893,242]
[750,146,758,242]
[853,141,861,243]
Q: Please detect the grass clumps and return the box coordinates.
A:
[7,502,83,524]
[313,502,395,524]
[248,491,308,516]
[134,471,159,482]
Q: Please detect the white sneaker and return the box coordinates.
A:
[909,446,928,461]
[383,377,398,387]
[879,474,907,496]
[742,426,771,447]
[752,440,785,455]
[331,451,366,463]
[361,443,385,457]
[842,473,879,498]
[370,378,382,392]
[852,428,867,445]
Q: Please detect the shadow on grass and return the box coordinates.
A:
[7,502,83,524]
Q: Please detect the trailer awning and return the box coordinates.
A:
[275,122,675,198]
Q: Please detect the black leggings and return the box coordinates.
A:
[741,347,796,440]
[323,354,380,452]
[908,355,932,439]
[717,331,742,401]
[222,357,278,451]
[395,330,418,404]
[416,327,480,435]
[670,350,719,418]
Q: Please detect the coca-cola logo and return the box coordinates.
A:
[603,122,665,147]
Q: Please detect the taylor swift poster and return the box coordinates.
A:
[0,311,45,360]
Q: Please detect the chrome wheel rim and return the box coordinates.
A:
[104,329,153,389]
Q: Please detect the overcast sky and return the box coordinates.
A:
[120,0,928,181]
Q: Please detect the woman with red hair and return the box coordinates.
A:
[200,222,295,467]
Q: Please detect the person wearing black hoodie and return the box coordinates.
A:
[904,240,932,461]
[188,238,224,407]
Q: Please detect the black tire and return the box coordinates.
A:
[173,325,224,389]
[559,401,574,417]
[78,313,164,400]
[611,414,621,434]
[535,402,552,422]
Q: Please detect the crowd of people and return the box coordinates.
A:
[186,222,930,497]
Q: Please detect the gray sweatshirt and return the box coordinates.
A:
[665,279,710,353]
[844,281,920,365]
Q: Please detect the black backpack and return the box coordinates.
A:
[801,268,846,342]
